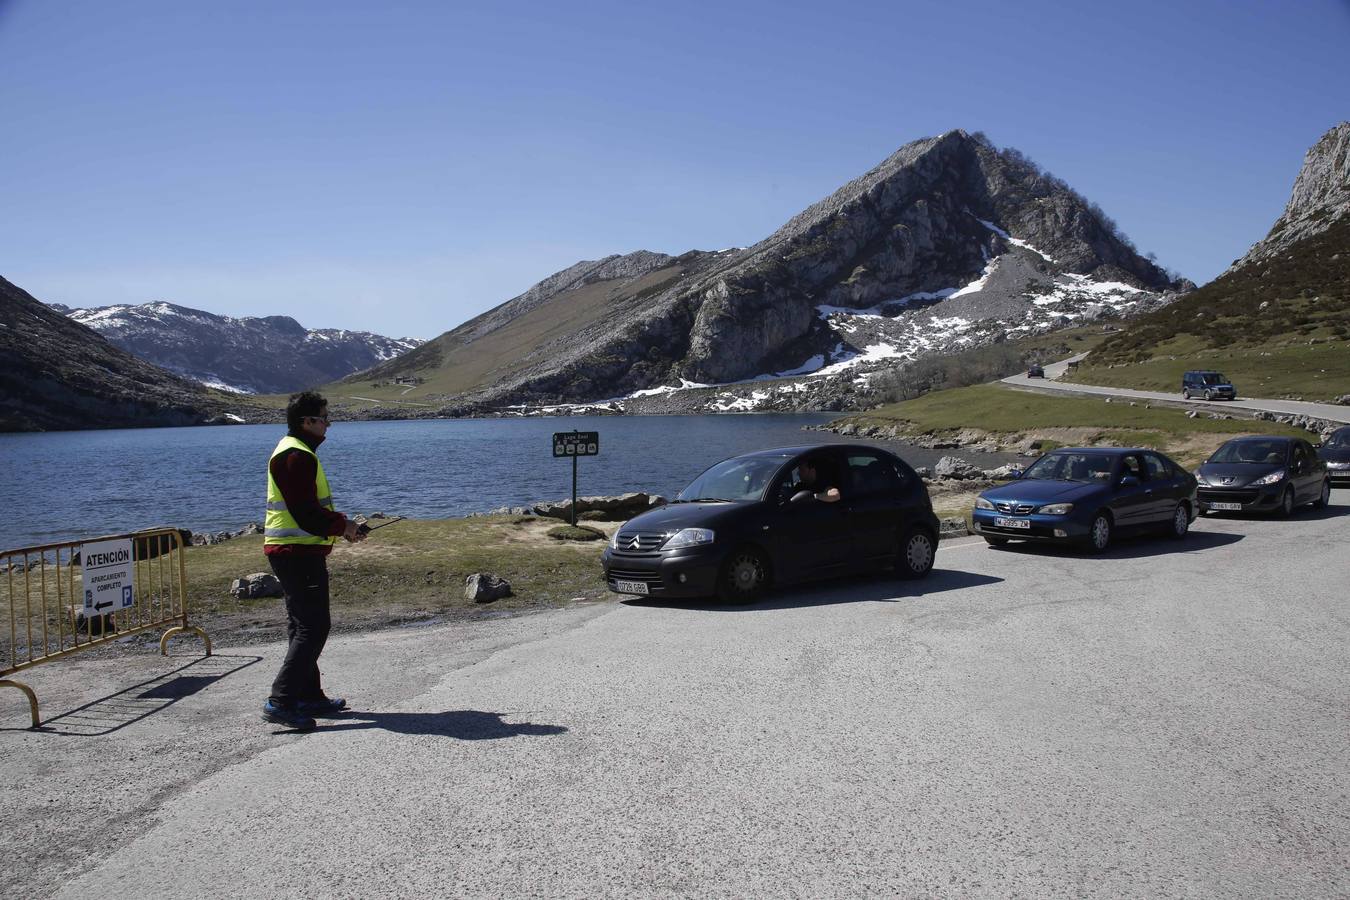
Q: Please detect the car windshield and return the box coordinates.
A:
[1200,373,1227,385]
[1325,428,1350,448]
[1209,440,1286,465]
[676,456,783,502]
[1021,452,1115,483]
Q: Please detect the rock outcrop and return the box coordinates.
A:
[1237,122,1350,267]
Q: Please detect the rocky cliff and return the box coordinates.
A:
[52,301,422,394]
[0,277,265,432]
[1237,122,1350,267]
[363,130,1187,414]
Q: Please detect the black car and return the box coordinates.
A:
[602,445,940,603]
[1317,425,1350,487]
[972,447,1197,552]
[1026,364,1045,378]
[1181,370,1236,401]
[1196,436,1331,516]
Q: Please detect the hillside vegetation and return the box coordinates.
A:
[1068,217,1350,400]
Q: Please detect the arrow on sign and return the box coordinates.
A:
[94,600,114,611]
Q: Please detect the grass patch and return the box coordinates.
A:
[1065,341,1350,401]
[179,516,613,638]
[547,525,606,542]
[840,383,1308,466]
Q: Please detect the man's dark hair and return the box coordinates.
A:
[286,390,327,433]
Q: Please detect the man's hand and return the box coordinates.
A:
[343,520,367,542]
[817,488,841,503]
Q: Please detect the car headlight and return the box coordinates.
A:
[1038,503,1074,515]
[1328,461,1350,470]
[1252,469,1286,485]
[975,497,995,510]
[662,528,714,549]
[1194,473,1210,486]
[609,529,623,549]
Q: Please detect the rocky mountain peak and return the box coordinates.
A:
[1237,121,1350,267]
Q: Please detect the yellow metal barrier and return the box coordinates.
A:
[1,527,211,728]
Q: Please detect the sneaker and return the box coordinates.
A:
[296,696,348,716]
[262,700,317,731]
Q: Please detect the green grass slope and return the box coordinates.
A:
[1067,216,1350,400]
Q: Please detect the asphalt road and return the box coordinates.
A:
[5,496,1349,898]
[1003,355,1350,424]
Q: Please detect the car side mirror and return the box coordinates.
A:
[789,489,814,505]
[1008,468,1023,480]
[1118,475,1140,489]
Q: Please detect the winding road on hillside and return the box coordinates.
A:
[5,494,1348,898]
[1003,353,1350,424]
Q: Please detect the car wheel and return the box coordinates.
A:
[1182,389,1191,400]
[1166,502,1190,539]
[1313,479,1331,509]
[896,528,935,579]
[716,547,768,604]
[984,536,1010,548]
[1203,389,1213,401]
[1277,487,1295,518]
[1084,512,1112,553]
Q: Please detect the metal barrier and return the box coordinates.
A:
[1,527,211,728]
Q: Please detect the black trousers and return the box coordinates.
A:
[267,553,332,706]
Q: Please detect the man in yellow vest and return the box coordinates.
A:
[262,390,366,731]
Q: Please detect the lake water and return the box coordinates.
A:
[0,415,1017,551]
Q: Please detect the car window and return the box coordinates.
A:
[845,453,895,497]
[678,456,784,502]
[889,458,914,489]
[773,454,842,503]
[1143,453,1170,480]
[1326,428,1350,448]
[1293,444,1309,469]
[1122,455,1145,480]
[1210,440,1287,465]
[1022,452,1114,483]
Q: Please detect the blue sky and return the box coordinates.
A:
[1,0,1347,339]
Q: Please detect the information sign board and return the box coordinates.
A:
[553,431,599,457]
[81,538,136,614]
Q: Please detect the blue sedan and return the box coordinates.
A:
[971,448,1198,552]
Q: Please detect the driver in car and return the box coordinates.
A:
[781,457,841,504]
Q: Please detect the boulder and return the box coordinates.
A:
[533,493,668,522]
[465,573,512,603]
[983,464,1023,480]
[230,573,283,599]
[933,456,981,480]
[915,466,933,479]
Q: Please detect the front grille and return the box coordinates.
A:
[611,531,668,554]
[606,567,664,591]
[994,501,1036,515]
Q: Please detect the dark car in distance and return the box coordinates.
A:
[1196,436,1331,516]
[1026,364,1045,378]
[1317,425,1350,487]
[602,445,940,603]
[971,447,1198,552]
[1181,370,1236,401]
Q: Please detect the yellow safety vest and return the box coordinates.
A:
[264,435,337,546]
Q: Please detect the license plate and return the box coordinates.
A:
[1208,502,1242,511]
[614,579,649,595]
[993,517,1031,529]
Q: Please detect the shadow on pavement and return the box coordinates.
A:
[10,654,262,736]
[625,567,1004,612]
[312,709,568,739]
[985,528,1243,560]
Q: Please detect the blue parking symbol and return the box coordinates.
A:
[121,585,134,608]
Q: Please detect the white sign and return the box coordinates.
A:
[81,539,135,614]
